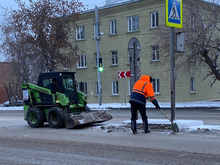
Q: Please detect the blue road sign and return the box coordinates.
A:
[166,0,182,28]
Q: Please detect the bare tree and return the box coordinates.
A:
[0,0,85,83]
[159,0,220,86]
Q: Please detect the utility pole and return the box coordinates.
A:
[95,6,102,105]
[170,27,176,121]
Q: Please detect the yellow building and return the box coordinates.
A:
[70,0,220,104]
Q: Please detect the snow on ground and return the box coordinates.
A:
[87,100,220,110]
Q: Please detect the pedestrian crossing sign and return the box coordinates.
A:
[166,0,182,28]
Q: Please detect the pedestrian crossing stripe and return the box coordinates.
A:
[166,0,182,28]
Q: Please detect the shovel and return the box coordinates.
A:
[147,97,179,133]
[159,109,179,133]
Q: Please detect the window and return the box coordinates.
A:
[127,15,139,32]
[111,51,118,65]
[112,81,118,94]
[110,19,117,35]
[94,53,102,67]
[151,45,159,61]
[78,82,87,95]
[94,23,100,37]
[76,26,85,40]
[93,23,96,37]
[77,54,86,68]
[190,77,196,92]
[190,46,196,61]
[190,13,195,29]
[95,81,102,94]
[151,12,159,28]
[152,78,160,93]
[43,78,52,89]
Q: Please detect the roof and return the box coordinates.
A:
[81,0,142,14]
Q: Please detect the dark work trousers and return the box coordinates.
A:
[130,102,148,122]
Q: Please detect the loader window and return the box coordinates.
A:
[63,78,74,90]
[43,78,58,91]
[43,79,51,89]
[62,74,78,103]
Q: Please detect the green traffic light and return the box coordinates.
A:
[99,66,104,72]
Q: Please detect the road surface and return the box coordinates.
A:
[0,108,220,165]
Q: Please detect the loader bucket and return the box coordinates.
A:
[65,110,113,129]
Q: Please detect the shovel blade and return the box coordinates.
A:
[171,122,179,133]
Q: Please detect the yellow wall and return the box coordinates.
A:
[69,0,220,103]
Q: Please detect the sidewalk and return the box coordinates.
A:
[1,100,220,110]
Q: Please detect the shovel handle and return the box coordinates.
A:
[147,97,172,122]
[159,109,172,122]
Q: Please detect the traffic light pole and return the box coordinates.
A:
[95,6,102,105]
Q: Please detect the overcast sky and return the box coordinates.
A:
[0,0,106,10]
[0,0,106,61]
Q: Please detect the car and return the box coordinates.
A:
[2,100,23,106]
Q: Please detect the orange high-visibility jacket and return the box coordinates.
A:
[129,75,156,105]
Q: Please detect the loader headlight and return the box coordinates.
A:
[22,89,29,101]
[55,97,60,103]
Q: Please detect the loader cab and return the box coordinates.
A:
[37,72,78,104]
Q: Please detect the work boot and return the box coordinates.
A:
[143,120,150,133]
[131,120,137,134]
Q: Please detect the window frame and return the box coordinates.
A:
[110,19,117,35]
[77,54,86,68]
[94,53,102,67]
[95,81,102,95]
[111,50,118,65]
[93,23,96,37]
[112,80,119,95]
[78,82,87,95]
[152,78,160,94]
[151,11,159,28]
[190,13,195,29]
[190,77,196,92]
[151,45,159,61]
[127,15,139,32]
[76,25,85,40]
[190,46,196,62]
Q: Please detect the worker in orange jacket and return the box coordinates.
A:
[129,75,160,134]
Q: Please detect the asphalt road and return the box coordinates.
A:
[0,108,220,165]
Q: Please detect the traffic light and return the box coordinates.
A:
[98,58,104,72]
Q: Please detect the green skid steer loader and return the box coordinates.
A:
[22,72,112,128]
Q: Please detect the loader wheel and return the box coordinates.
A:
[48,107,65,128]
[85,105,91,112]
[27,107,45,128]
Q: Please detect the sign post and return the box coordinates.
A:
[166,0,182,121]
[118,71,131,105]
[128,37,141,94]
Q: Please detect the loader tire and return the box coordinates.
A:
[27,107,45,128]
[85,105,91,112]
[48,107,65,128]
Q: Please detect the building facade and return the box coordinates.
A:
[69,0,220,104]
